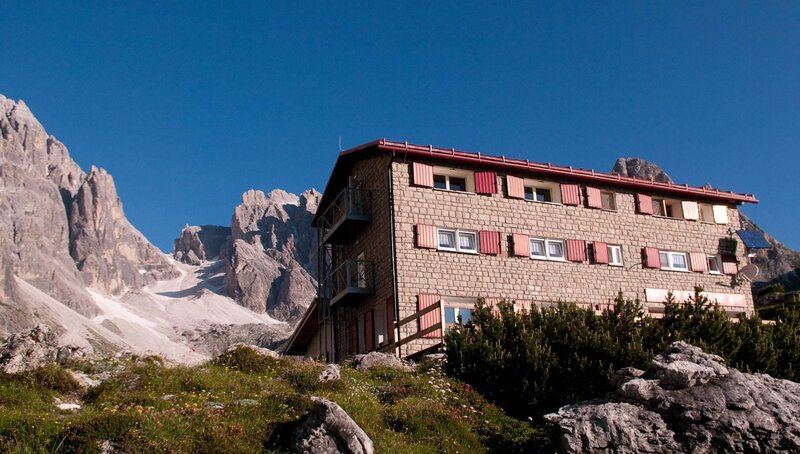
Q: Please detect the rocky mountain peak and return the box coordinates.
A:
[612,157,673,183]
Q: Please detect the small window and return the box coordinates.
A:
[442,297,477,331]
[530,238,565,261]
[601,191,616,210]
[699,204,715,223]
[708,255,722,274]
[432,167,474,192]
[608,245,623,266]
[437,228,478,253]
[652,198,683,219]
[522,179,561,204]
[433,175,447,190]
[660,251,689,271]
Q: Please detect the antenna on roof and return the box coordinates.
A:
[338,136,343,152]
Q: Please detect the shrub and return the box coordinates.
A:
[211,346,279,374]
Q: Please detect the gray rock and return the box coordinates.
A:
[350,352,406,371]
[173,225,231,264]
[292,396,373,454]
[224,342,280,358]
[0,324,85,373]
[546,341,800,453]
[611,157,673,183]
[319,363,341,382]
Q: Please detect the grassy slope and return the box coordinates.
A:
[0,348,547,453]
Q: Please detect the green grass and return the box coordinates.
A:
[0,348,548,453]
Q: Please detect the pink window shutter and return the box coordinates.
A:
[561,184,581,205]
[514,299,533,313]
[566,239,587,262]
[418,294,442,339]
[415,224,437,249]
[412,162,434,187]
[479,231,501,255]
[474,171,497,194]
[506,175,525,199]
[593,241,609,264]
[722,256,739,275]
[485,297,502,316]
[364,309,374,352]
[636,194,654,215]
[512,233,531,257]
[586,187,602,209]
[643,247,661,268]
[689,252,708,272]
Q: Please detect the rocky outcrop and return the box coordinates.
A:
[173,225,231,265]
[0,324,85,373]
[69,166,179,294]
[612,157,673,183]
[292,396,374,454]
[180,188,320,322]
[545,342,800,453]
[350,352,407,371]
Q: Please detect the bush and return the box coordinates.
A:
[212,346,279,374]
[445,289,800,421]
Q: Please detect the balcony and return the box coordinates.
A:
[323,259,375,307]
[318,188,372,245]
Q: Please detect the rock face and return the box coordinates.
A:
[0,94,181,337]
[545,342,800,453]
[292,396,374,454]
[173,225,231,265]
[612,157,800,297]
[69,166,179,294]
[350,352,406,371]
[0,324,85,374]
[612,157,673,183]
[175,188,320,323]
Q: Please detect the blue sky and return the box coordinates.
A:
[3,2,798,251]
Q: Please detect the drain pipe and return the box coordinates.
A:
[387,153,400,356]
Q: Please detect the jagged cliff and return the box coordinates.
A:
[174,188,320,323]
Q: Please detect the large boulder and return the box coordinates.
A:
[350,352,406,371]
[0,324,85,373]
[292,397,373,454]
[545,342,800,453]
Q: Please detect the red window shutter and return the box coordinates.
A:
[415,224,437,248]
[485,297,502,316]
[566,239,587,262]
[412,162,434,187]
[643,247,661,268]
[349,322,358,355]
[722,255,739,275]
[593,241,609,264]
[474,171,497,194]
[386,297,394,343]
[418,294,442,339]
[512,233,531,257]
[561,184,581,205]
[514,299,533,313]
[507,175,525,199]
[479,230,501,255]
[364,309,374,352]
[586,187,602,209]
[636,194,654,215]
[689,252,708,272]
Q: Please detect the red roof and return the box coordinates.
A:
[315,139,758,222]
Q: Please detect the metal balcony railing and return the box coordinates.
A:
[317,188,372,244]
[322,259,375,306]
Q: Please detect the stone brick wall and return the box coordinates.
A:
[391,158,754,357]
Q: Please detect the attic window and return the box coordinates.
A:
[432,167,473,192]
[652,198,682,219]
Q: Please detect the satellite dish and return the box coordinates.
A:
[739,264,759,281]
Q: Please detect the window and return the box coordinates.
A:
[652,198,683,219]
[442,297,477,330]
[432,167,474,192]
[437,228,478,253]
[608,245,623,266]
[601,191,616,210]
[522,179,562,204]
[708,255,722,274]
[699,204,715,223]
[530,238,565,261]
[659,251,689,271]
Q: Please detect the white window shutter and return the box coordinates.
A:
[712,205,729,224]
[681,201,699,220]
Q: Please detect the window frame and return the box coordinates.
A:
[659,250,690,272]
[607,244,624,266]
[436,228,479,254]
[707,255,722,275]
[699,204,715,224]
[432,166,474,193]
[600,191,617,211]
[652,198,684,219]
[442,297,477,331]
[530,237,566,261]
[522,179,562,204]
